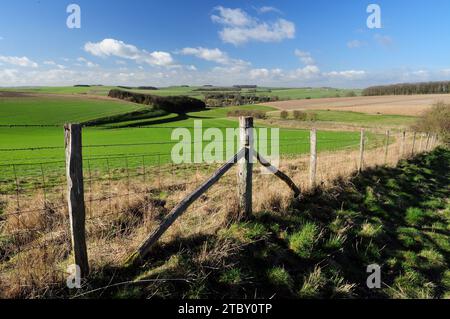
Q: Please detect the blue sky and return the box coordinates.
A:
[0,0,449,88]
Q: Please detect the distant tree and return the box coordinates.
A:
[413,102,450,145]
[345,91,357,97]
[306,113,318,121]
[363,81,450,96]
[293,110,307,121]
[280,111,289,120]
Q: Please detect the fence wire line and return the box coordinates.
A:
[0,127,440,293]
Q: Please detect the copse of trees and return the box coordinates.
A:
[227,110,267,119]
[204,93,278,107]
[108,89,206,114]
[363,81,450,96]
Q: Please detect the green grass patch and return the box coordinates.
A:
[288,222,320,259]
[267,266,294,289]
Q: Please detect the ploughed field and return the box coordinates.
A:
[264,94,450,116]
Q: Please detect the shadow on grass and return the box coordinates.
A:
[74,148,449,299]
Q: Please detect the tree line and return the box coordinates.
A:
[363,81,450,96]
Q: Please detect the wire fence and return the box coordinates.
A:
[0,125,439,298]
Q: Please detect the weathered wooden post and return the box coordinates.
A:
[425,133,431,151]
[384,130,390,164]
[358,129,365,172]
[430,134,436,149]
[419,133,424,152]
[237,117,253,219]
[400,131,406,158]
[411,132,416,156]
[64,123,89,278]
[309,128,317,189]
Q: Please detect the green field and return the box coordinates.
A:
[0,94,378,186]
[0,85,360,100]
[267,109,417,127]
[0,95,145,125]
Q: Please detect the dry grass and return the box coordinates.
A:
[265,94,450,116]
[0,131,441,298]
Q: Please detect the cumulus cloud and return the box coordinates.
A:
[325,70,366,79]
[84,38,174,67]
[179,47,248,67]
[249,68,270,79]
[294,50,315,66]
[257,6,282,14]
[211,6,295,45]
[293,65,321,78]
[77,57,99,68]
[0,56,38,68]
[0,65,439,89]
[211,7,252,27]
[44,60,66,69]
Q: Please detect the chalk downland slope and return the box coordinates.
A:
[86,148,450,299]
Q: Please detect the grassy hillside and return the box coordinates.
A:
[0,95,368,170]
[0,95,144,125]
[78,148,450,299]
[0,86,360,100]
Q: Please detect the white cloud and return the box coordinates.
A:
[5,56,449,89]
[84,38,174,67]
[77,57,99,68]
[211,7,252,27]
[257,6,282,14]
[179,47,248,67]
[294,50,315,66]
[325,70,366,80]
[292,65,321,79]
[0,56,38,68]
[347,40,365,49]
[249,68,270,79]
[44,60,66,69]
[211,6,295,45]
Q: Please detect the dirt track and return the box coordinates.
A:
[264,94,450,116]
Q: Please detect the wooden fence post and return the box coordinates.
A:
[411,132,416,156]
[400,131,406,158]
[425,133,431,151]
[430,134,436,149]
[309,128,317,189]
[419,133,424,152]
[64,123,89,278]
[358,129,365,172]
[384,130,390,164]
[237,117,253,219]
